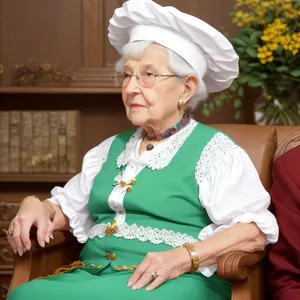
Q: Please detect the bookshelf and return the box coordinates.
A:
[0,173,73,183]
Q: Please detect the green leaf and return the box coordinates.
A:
[265,11,275,23]
[246,47,258,58]
[242,36,252,45]
[267,64,276,72]
[276,65,289,73]
[290,68,300,77]
[229,84,238,92]
[275,45,283,56]
[236,47,246,54]
[258,73,268,80]
[202,107,211,117]
[250,31,262,42]
[234,111,242,120]
[209,102,215,110]
[219,93,227,100]
[238,87,244,97]
[231,37,248,47]
[239,60,252,72]
[241,28,256,36]
[239,74,256,84]
[248,78,263,87]
[234,99,242,109]
[216,98,225,107]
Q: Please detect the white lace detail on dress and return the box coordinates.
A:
[195,132,237,184]
[88,222,197,248]
[116,120,198,170]
[96,135,116,171]
[116,129,143,168]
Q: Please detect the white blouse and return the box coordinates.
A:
[49,120,278,277]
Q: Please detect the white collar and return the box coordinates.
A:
[117,119,198,170]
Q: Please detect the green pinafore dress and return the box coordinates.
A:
[8,123,231,300]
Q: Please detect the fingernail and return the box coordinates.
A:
[14,249,17,254]
[26,244,30,251]
[46,237,50,243]
[127,281,133,287]
[50,234,54,239]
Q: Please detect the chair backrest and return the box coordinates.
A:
[211,124,277,191]
[274,126,300,159]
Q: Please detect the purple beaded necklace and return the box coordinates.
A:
[144,111,191,151]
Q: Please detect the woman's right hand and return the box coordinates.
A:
[6,196,55,256]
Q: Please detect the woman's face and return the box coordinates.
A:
[121,44,184,131]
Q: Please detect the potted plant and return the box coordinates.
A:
[203,0,300,125]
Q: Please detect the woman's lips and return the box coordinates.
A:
[131,104,144,108]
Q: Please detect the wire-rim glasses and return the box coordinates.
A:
[112,70,183,88]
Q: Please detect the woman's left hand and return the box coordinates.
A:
[127,247,192,291]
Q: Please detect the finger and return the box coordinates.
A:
[6,235,17,254]
[132,271,153,290]
[146,275,166,291]
[18,215,33,251]
[36,221,47,248]
[12,219,26,256]
[44,221,54,244]
[128,255,152,287]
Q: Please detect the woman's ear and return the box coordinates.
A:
[181,75,199,102]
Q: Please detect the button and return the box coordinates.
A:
[118,209,124,214]
[111,253,117,261]
[105,253,111,260]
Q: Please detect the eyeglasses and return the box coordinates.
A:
[112,70,183,88]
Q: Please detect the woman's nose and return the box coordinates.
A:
[124,75,140,94]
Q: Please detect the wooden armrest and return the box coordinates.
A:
[217,251,265,280]
[8,231,83,294]
[30,231,77,252]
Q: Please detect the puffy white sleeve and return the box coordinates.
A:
[48,135,116,243]
[195,133,279,277]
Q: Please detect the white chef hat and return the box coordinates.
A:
[108,0,239,94]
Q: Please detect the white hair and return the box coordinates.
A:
[115,41,208,112]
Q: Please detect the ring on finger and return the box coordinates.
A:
[3,227,14,237]
[151,271,159,279]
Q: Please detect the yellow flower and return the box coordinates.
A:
[268,43,278,51]
[292,49,298,55]
[261,35,271,42]
[268,56,274,62]
[258,53,267,59]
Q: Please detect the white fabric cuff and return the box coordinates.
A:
[49,187,88,243]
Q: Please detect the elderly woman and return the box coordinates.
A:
[6,1,278,299]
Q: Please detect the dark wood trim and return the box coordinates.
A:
[0,86,121,94]
[0,174,73,183]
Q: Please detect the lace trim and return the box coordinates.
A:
[88,222,198,248]
[116,120,198,170]
[96,135,116,171]
[195,132,237,184]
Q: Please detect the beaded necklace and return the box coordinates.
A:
[144,111,191,151]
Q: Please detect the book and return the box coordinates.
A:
[0,112,9,173]
[9,111,21,173]
[0,110,80,174]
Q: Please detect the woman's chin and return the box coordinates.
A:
[127,113,148,127]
